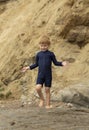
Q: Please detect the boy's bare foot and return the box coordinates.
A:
[45,105,53,109]
[39,100,44,107]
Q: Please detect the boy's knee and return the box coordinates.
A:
[36,85,42,92]
[45,87,50,93]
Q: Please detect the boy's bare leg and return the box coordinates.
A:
[36,84,44,107]
[45,87,52,109]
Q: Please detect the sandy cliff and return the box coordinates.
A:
[0,0,89,104]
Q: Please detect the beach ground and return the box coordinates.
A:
[0,100,89,130]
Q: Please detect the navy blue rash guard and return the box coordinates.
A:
[29,50,63,87]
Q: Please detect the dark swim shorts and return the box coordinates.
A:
[36,75,52,87]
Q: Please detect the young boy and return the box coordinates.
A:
[22,36,67,109]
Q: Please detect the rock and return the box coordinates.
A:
[67,30,78,43]
[0,0,9,2]
[66,103,74,108]
[56,83,89,108]
[67,26,88,48]
[10,121,16,126]
[20,95,28,105]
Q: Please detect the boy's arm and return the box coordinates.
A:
[30,54,39,69]
[22,54,39,72]
[51,52,63,66]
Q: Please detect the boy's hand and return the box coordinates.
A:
[21,66,29,72]
[62,61,67,66]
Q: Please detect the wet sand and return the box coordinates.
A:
[0,100,89,130]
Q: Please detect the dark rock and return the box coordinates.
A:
[0,0,9,2]
[10,121,16,126]
[67,31,78,43]
[67,26,88,48]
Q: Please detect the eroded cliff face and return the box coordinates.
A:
[0,0,89,101]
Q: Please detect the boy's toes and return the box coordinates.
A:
[45,105,53,109]
[39,100,44,107]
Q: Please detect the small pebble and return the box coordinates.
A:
[10,121,16,126]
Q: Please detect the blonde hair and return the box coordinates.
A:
[39,35,51,45]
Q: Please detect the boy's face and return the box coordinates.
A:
[40,44,49,51]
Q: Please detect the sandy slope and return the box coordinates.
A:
[0,0,89,101]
